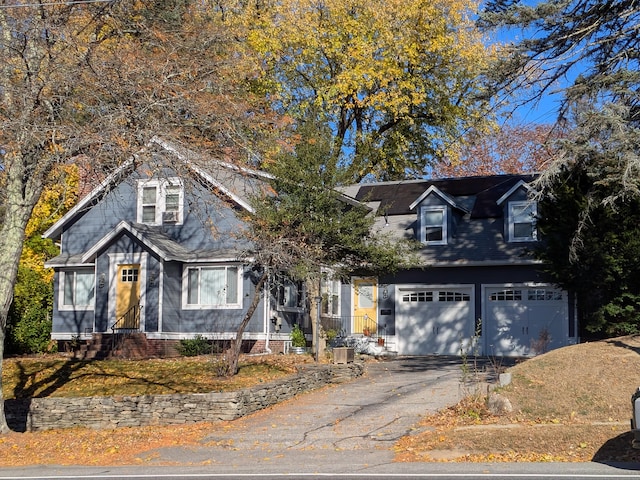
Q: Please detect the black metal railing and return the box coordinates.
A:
[112,304,142,332]
[320,314,384,337]
[111,304,142,351]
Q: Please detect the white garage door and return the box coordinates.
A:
[396,286,474,355]
[484,286,567,357]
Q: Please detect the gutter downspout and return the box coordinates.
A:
[264,277,272,354]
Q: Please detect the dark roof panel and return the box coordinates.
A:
[355,174,537,218]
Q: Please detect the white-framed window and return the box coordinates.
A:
[402,291,434,302]
[60,269,95,310]
[420,206,447,245]
[321,273,341,317]
[184,265,242,309]
[508,201,537,242]
[137,178,184,225]
[490,289,523,301]
[439,291,470,302]
[527,289,563,301]
[275,275,305,312]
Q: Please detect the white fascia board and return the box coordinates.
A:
[408,185,468,213]
[182,256,252,264]
[496,180,536,205]
[42,157,136,240]
[186,161,256,213]
[149,136,274,180]
[81,221,168,263]
[416,258,544,268]
[149,136,271,214]
[45,259,94,268]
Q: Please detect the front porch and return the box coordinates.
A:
[321,315,396,355]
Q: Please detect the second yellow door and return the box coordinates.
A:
[353,278,377,334]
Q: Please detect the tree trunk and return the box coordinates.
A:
[0,159,44,433]
[226,270,269,376]
[306,280,324,361]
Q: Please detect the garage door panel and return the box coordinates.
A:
[488,304,528,356]
[397,287,473,355]
[485,286,567,357]
[528,304,565,351]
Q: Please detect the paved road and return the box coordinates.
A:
[1,463,640,480]
[146,356,465,471]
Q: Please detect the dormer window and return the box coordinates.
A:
[409,185,464,247]
[421,206,447,245]
[509,201,537,242]
[137,178,183,225]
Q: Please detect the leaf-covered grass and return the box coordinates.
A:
[395,335,640,463]
[2,354,313,399]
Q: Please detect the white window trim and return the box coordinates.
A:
[397,284,474,304]
[136,178,184,225]
[182,264,243,310]
[107,252,148,331]
[420,205,448,245]
[508,201,537,242]
[321,272,341,317]
[58,268,96,311]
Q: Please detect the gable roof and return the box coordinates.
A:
[496,179,536,205]
[81,221,246,264]
[347,174,540,267]
[45,220,247,268]
[353,174,537,218]
[408,185,470,213]
[43,137,271,240]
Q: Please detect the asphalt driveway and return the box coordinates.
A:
[147,356,465,472]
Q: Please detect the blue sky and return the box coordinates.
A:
[482,1,574,128]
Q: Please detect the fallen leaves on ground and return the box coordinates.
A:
[394,335,640,463]
[3,353,314,399]
[0,423,215,466]
[0,353,317,467]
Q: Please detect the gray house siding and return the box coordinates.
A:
[344,174,576,357]
[60,174,251,256]
[94,255,109,333]
[44,140,288,353]
[142,254,161,333]
[50,273,95,337]
[60,183,135,255]
[378,264,574,339]
[159,265,265,336]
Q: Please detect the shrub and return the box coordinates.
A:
[176,335,212,356]
[290,324,306,347]
[6,265,53,354]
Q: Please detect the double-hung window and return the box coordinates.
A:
[185,265,241,309]
[137,178,183,225]
[321,274,341,317]
[60,269,95,310]
[508,201,537,242]
[420,206,447,245]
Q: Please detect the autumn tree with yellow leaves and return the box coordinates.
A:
[6,165,79,354]
[0,0,284,433]
[240,0,494,180]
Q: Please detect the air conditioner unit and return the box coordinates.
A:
[162,211,179,224]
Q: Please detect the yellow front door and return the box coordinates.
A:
[353,278,377,334]
[116,264,141,329]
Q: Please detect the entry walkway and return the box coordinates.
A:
[148,356,465,472]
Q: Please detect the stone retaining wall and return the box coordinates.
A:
[5,363,363,432]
